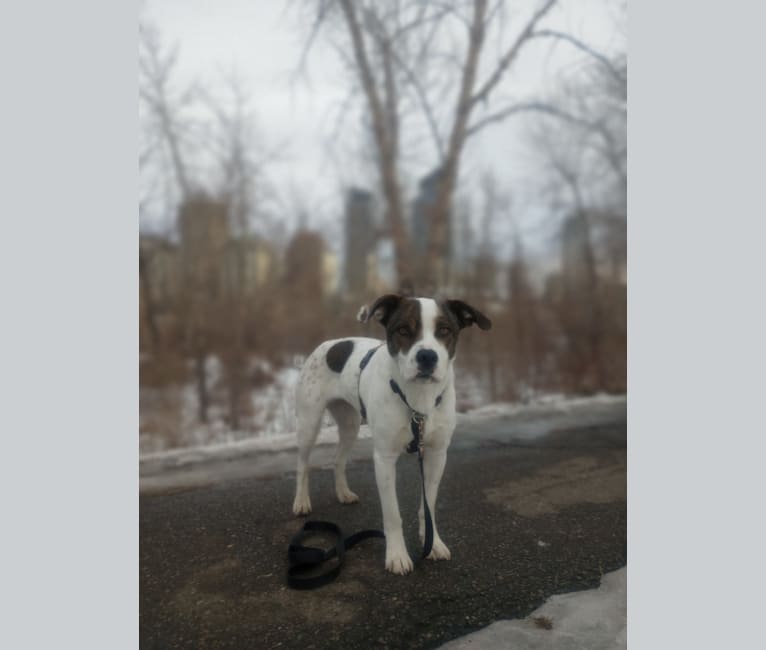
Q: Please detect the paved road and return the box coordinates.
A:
[140,406,626,649]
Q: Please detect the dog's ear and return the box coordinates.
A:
[358,294,403,328]
[446,300,492,330]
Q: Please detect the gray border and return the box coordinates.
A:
[0,1,137,648]
[2,0,765,647]
[629,1,765,647]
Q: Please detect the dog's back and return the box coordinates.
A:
[292,337,380,515]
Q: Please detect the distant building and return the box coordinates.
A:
[598,214,627,284]
[344,188,376,293]
[369,238,396,292]
[561,212,591,289]
[321,250,339,296]
[221,236,277,297]
[561,212,626,290]
[139,234,180,306]
[284,229,326,297]
[411,168,451,257]
[139,234,182,351]
[178,195,230,300]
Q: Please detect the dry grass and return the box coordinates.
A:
[531,615,554,630]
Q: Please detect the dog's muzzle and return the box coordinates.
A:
[415,349,438,377]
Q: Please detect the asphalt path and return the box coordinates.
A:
[140,406,626,649]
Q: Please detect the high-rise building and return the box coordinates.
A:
[344,188,375,293]
[411,168,453,254]
[178,195,230,300]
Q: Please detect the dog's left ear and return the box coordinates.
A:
[446,300,492,330]
[358,294,403,328]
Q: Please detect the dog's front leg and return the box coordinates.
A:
[373,449,413,575]
[419,448,451,560]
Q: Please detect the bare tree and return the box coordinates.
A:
[139,22,199,199]
[299,0,612,288]
[523,43,626,392]
[140,21,279,428]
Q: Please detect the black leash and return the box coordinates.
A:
[286,346,443,589]
[388,378,444,563]
[287,521,384,590]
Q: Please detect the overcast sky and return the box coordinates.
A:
[139,0,625,260]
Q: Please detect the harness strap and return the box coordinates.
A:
[358,345,382,421]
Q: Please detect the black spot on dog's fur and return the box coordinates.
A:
[326,340,354,373]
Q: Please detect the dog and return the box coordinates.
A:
[292,294,492,574]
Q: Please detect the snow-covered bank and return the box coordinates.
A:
[140,393,626,470]
[465,392,626,419]
[141,346,626,456]
[438,567,626,649]
[140,423,371,469]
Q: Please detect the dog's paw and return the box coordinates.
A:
[385,548,414,575]
[426,537,451,561]
[292,496,312,516]
[336,488,360,504]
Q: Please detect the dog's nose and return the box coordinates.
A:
[416,349,438,371]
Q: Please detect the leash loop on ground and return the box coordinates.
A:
[287,520,384,590]
[290,355,441,588]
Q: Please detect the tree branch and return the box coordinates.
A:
[530,29,626,84]
[391,50,445,161]
[294,0,332,83]
[470,0,557,108]
[466,100,582,137]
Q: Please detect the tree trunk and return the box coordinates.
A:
[425,0,488,287]
[194,348,209,424]
[227,299,245,431]
[139,249,161,353]
[339,0,411,289]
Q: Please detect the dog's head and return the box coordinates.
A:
[358,295,492,384]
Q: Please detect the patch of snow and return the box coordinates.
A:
[454,371,488,412]
[463,393,625,419]
[438,567,626,650]
[141,423,373,469]
[141,349,625,456]
[251,365,302,436]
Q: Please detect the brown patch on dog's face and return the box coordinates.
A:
[385,298,422,357]
[434,301,461,359]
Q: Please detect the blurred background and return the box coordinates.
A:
[139,0,626,454]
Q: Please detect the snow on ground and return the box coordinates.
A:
[140,391,625,468]
[141,352,625,458]
[438,567,626,650]
[141,356,333,454]
[463,392,626,419]
[140,422,373,468]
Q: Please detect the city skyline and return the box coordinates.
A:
[139,0,625,262]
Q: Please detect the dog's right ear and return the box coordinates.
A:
[358,294,403,328]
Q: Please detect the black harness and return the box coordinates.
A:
[287,345,444,589]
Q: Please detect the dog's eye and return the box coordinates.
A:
[397,326,411,337]
[436,326,451,337]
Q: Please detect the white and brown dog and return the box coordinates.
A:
[292,294,492,574]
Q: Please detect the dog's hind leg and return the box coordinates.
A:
[327,400,362,504]
[293,399,324,517]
